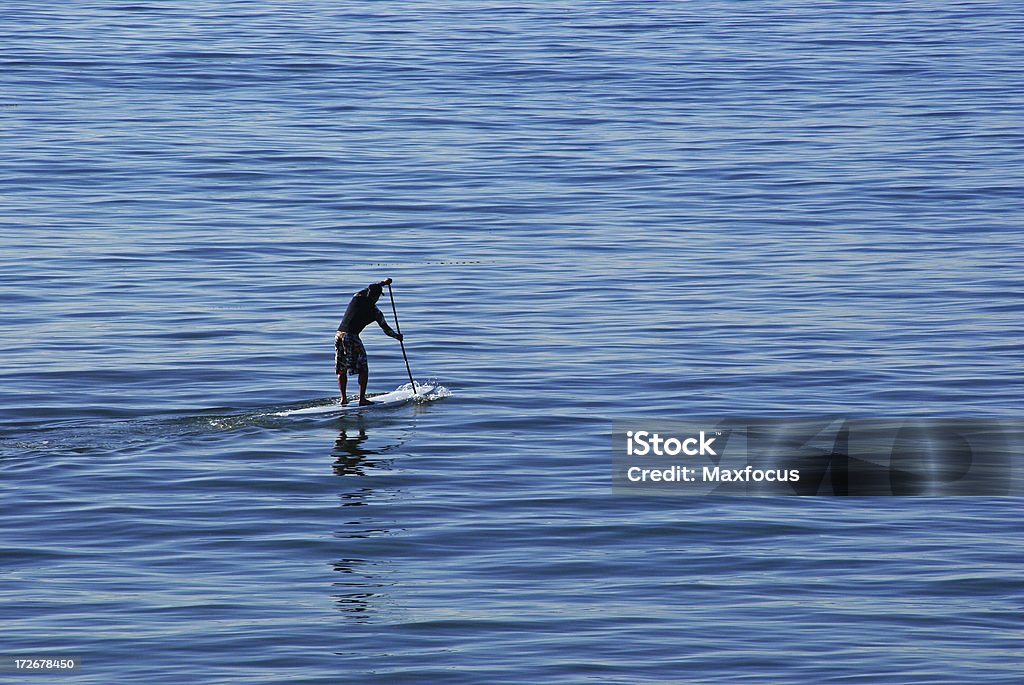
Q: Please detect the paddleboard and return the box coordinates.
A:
[276,384,434,417]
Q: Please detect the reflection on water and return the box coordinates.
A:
[331,419,379,478]
[328,419,394,621]
[331,556,385,622]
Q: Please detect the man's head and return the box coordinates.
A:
[366,283,383,302]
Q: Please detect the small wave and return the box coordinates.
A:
[397,380,451,403]
[1,383,452,458]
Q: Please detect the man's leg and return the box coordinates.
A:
[335,331,349,405]
[358,367,371,405]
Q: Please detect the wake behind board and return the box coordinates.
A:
[277,384,434,417]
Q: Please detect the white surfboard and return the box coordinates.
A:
[276,384,435,417]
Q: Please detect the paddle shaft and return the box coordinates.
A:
[386,283,418,394]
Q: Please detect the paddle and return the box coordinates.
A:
[386,281,418,396]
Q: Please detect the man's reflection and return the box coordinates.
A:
[329,417,397,620]
[331,416,380,477]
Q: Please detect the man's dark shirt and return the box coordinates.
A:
[338,289,396,337]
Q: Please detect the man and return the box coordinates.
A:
[335,278,403,405]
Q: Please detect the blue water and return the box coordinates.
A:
[2,2,1023,682]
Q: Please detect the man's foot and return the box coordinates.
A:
[340,398,349,406]
[358,398,375,406]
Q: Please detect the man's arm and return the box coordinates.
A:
[373,307,403,341]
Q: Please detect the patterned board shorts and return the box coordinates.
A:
[334,331,368,375]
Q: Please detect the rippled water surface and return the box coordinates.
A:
[2,2,1023,683]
